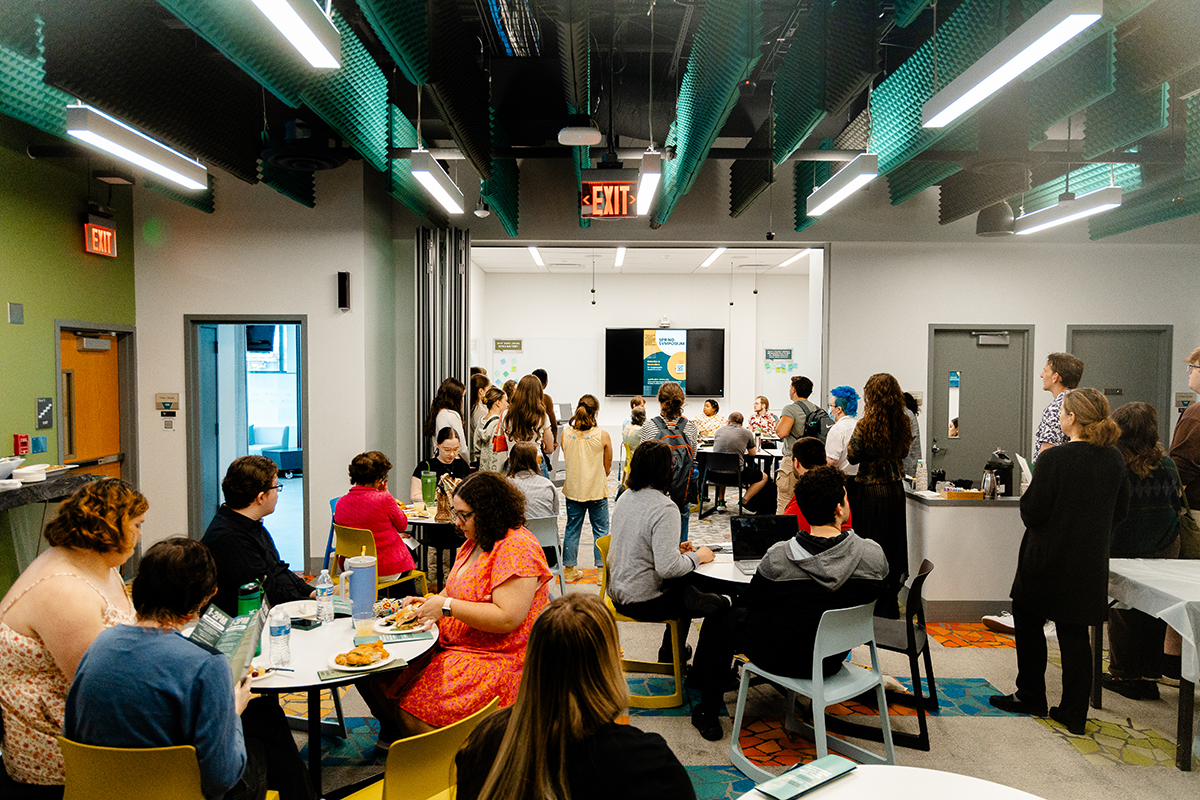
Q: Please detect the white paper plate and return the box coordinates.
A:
[374,616,424,633]
[327,651,395,672]
[275,600,317,620]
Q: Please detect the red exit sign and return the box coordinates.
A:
[84,222,117,257]
[581,180,638,219]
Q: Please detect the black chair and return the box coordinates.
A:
[824,559,938,751]
[698,452,744,519]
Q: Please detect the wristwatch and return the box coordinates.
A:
[441,597,453,617]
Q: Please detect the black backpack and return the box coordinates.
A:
[652,416,695,509]
[799,399,834,442]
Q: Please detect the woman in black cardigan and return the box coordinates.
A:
[990,388,1130,734]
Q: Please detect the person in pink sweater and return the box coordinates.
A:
[334,451,414,579]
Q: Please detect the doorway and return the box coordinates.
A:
[927,325,1034,486]
[1066,325,1173,445]
[186,317,308,572]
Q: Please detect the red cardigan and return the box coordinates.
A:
[334,486,414,576]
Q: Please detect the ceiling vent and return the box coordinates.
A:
[976,201,1015,237]
[262,119,351,171]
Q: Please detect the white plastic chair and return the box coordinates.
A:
[729,601,895,781]
[525,516,564,595]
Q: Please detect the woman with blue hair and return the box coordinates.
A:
[825,386,860,477]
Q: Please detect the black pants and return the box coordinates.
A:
[228,697,317,800]
[0,762,63,800]
[1108,536,1180,679]
[612,578,730,664]
[1013,601,1091,725]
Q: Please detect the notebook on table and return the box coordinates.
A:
[731,515,800,575]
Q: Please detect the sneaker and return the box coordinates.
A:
[563,566,583,583]
[1043,621,1057,639]
[691,708,724,741]
[988,692,1047,716]
[682,585,732,616]
[715,499,727,510]
[982,612,1015,634]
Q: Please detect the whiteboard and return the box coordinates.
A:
[490,337,601,411]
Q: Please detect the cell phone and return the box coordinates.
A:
[293,618,321,630]
[707,543,724,552]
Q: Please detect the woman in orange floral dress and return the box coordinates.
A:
[364,472,551,742]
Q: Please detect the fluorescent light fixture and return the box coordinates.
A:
[528,246,545,266]
[636,151,661,216]
[806,154,878,216]
[776,248,812,268]
[922,0,1101,128]
[411,150,464,214]
[250,0,341,69]
[700,247,727,268]
[615,246,627,267]
[1013,186,1122,234]
[65,104,207,190]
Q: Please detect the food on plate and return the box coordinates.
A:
[248,666,267,679]
[381,605,421,631]
[334,640,388,666]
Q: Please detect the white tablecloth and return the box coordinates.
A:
[1108,559,1200,684]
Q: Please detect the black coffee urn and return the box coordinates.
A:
[985,448,1015,497]
[927,469,945,493]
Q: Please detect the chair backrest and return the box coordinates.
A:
[705,451,743,474]
[524,516,560,550]
[59,737,204,800]
[596,535,612,598]
[812,601,878,663]
[249,424,289,448]
[333,524,377,579]
[905,559,934,624]
[382,697,500,800]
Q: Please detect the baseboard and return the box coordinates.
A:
[927,600,1010,623]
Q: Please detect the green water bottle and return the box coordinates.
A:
[237,580,263,657]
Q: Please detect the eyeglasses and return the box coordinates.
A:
[267,484,284,493]
[1188,364,1199,374]
[450,508,474,523]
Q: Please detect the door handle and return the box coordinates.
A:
[931,438,941,455]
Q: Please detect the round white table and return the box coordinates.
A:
[694,552,752,585]
[740,764,1047,800]
[250,616,438,792]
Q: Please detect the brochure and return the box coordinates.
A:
[753,754,856,800]
[187,604,267,680]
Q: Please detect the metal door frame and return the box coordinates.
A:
[926,324,1035,467]
[1065,324,1173,443]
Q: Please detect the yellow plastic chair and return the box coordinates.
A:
[333,523,427,597]
[595,535,685,709]
[341,697,501,800]
[58,737,279,800]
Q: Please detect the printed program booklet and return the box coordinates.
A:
[753,754,856,800]
[187,604,267,679]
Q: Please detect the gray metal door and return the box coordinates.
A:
[197,324,221,527]
[1066,325,1173,446]
[928,326,1033,488]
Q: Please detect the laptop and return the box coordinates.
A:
[730,515,800,574]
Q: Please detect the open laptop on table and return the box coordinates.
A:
[731,515,800,575]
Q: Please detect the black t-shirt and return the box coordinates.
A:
[412,457,470,482]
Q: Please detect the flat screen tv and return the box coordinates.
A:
[605,328,725,397]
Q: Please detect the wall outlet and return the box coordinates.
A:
[31,436,47,454]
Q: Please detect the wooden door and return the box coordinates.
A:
[60,331,122,478]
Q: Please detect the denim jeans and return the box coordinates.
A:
[679,508,690,543]
[564,497,609,567]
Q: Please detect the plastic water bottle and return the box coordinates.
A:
[268,606,291,667]
[315,570,335,624]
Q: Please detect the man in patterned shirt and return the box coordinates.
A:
[1032,352,1084,464]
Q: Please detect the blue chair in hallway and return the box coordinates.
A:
[323,497,338,571]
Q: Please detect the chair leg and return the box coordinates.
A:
[922,644,939,709]
[729,667,773,783]
[907,649,930,748]
[812,697,829,759]
[330,688,348,739]
[877,681,896,764]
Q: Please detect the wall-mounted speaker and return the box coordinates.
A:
[337,271,350,310]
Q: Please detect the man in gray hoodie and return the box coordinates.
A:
[689,465,889,741]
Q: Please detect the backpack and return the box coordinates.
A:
[652,416,695,509]
[798,399,834,442]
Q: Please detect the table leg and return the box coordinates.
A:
[307,688,323,792]
[1178,679,1195,771]
[1091,624,1103,710]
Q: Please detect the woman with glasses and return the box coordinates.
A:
[363,472,551,744]
[410,428,470,503]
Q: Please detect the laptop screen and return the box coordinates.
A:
[731,515,800,561]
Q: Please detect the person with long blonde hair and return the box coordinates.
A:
[455,594,695,800]
[504,375,555,462]
[846,372,912,616]
[559,395,612,582]
[990,388,1130,735]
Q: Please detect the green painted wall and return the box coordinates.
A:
[0,114,136,467]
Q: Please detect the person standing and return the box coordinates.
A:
[468,373,492,465]
[990,388,1129,735]
[505,376,556,473]
[824,386,860,477]
[532,369,558,478]
[560,395,612,581]
[902,391,922,479]
[1169,347,1200,526]
[425,377,468,460]
[474,388,509,475]
[639,383,699,542]
[1033,353,1084,464]
[775,376,824,514]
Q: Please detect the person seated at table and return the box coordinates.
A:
[363,473,551,744]
[783,438,853,532]
[0,479,143,797]
[695,398,726,440]
[455,594,695,800]
[334,451,414,581]
[712,412,770,510]
[474,387,509,474]
[748,396,778,437]
[410,427,471,503]
[688,465,889,741]
[506,442,558,519]
[607,441,730,671]
[621,395,646,430]
[65,538,315,800]
[620,407,647,487]
[203,456,314,616]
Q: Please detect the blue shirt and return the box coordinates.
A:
[65,625,247,799]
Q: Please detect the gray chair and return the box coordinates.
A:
[248,424,289,456]
[525,516,564,595]
[699,451,743,519]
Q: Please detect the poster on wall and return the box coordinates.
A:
[643,329,687,394]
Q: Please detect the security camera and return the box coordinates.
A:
[765,231,775,241]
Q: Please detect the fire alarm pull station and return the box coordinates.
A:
[14,434,31,455]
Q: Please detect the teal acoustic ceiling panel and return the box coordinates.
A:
[300,12,389,173]
[258,159,315,208]
[1026,31,1114,149]
[1186,95,1200,184]
[1081,35,1169,161]
[885,124,974,205]
[0,18,68,137]
[1089,175,1200,240]
[1021,0,1156,83]
[893,0,933,29]
[145,174,216,214]
[729,118,774,218]
[653,0,762,227]
[387,104,436,219]
[770,4,826,165]
[356,0,428,86]
[1010,162,1142,216]
[481,108,519,237]
[155,0,312,107]
[555,1,591,229]
[792,141,835,233]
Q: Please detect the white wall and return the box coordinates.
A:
[474,270,812,433]
[134,162,406,567]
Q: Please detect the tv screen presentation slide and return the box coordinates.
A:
[643,329,687,394]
